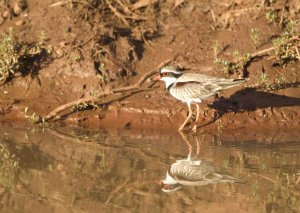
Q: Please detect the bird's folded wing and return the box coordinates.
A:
[176,73,221,83]
[172,81,221,99]
[173,73,245,98]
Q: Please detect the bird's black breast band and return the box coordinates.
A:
[167,83,175,92]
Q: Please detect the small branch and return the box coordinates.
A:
[240,35,299,61]
[251,46,275,58]
[295,46,300,60]
[106,0,129,26]
[254,0,266,20]
[210,9,216,23]
[115,0,149,21]
[49,1,67,7]
[41,58,174,122]
[132,0,158,10]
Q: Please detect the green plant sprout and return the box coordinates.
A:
[257,73,288,91]
[271,21,298,65]
[266,10,278,23]
[24,107,42,123]
[73,102,99,112]
[214,58,239,74]
[214,50,251,75]
[212,40,221,58]
[0,28,22,82]
[0,140,20,190]
[0,27,48,83]
[250,28,260,47]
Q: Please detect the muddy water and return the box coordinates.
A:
[0,127,300,213]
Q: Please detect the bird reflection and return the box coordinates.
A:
[159,133,243,193]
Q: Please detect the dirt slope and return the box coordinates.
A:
[0,0,299,133]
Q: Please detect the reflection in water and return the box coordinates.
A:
[0,140,20,190]
[160,133,243,192]
[0,127,299,212]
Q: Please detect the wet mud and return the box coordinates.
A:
[0,0,299,132]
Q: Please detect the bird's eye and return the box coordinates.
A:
[162,72,168,77]
[163,184,169,189]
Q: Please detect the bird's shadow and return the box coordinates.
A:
[206,83,300,124]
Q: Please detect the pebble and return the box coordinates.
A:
[2,10,10,19]
[15,19,25,26]
[0,16,4,25]
[0,187,5,194]
[13,0,27,16]
[59,41,68,47]
[55,48,65,58]
[13,3,22,16]
[56,163,64,171]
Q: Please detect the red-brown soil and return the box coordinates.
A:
[0,0,300,133]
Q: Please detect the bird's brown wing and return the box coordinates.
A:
[171,81,214,100]
[170,163,215,181]
[176,73,220,83]
[176,73,246,93]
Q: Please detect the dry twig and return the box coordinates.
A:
[41,58,174,122]
[105,0,149,26]
[106,0,129,26]
[236,35,300,64]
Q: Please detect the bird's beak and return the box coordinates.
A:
[156,180,163,185]
[152,74,161,81]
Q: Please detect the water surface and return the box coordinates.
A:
[0,127,300,213]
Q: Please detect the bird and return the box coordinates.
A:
[159,149,243,193]
[153,66,246,131]
[158,132,244,192]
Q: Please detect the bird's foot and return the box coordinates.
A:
[178,123,187,131]
[192,125,197,133]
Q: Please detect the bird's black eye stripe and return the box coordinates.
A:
[160,71,182,78]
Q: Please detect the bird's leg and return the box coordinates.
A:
[179,131,193,160]
[195,104,200,123]
[192,104,200,132]
[178,103,193,131]
[196,137,200,155]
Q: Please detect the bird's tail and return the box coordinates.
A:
[218,78,247,90]
[203,172,246,184]
[220,174,246,184]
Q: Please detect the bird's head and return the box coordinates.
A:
[157,171,182,193]
[153,66,183,88]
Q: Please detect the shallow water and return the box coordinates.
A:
[0,127,300,213]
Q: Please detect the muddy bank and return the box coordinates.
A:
[0,0,299,132]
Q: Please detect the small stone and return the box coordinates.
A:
[59,41,67,47]
[15,19,25,26]
[108,104,118,111]
[55,48,65,58]
[13,3,22,16]
[13,0,27,16]
[0,187,5,193]
[56,163,64,171]
[0,17,4,25]
[2,10,10,19]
